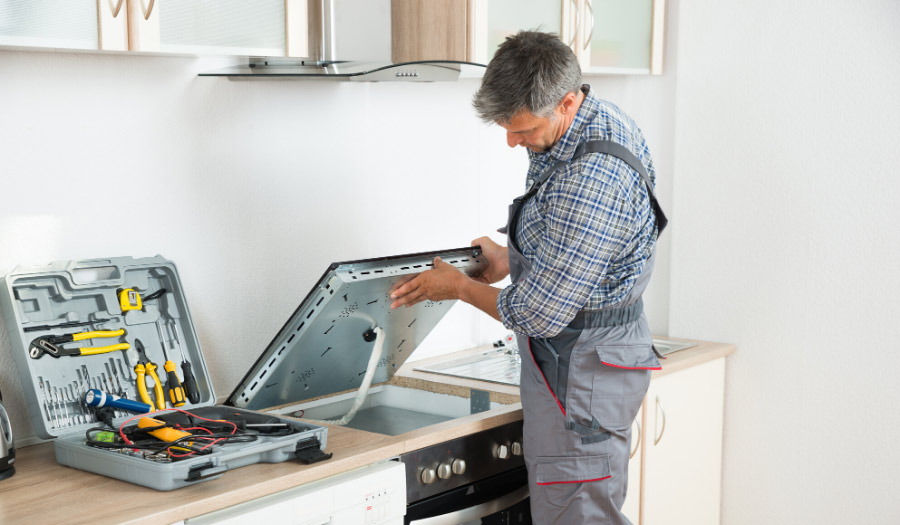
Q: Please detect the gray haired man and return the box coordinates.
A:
[391,31,666,524]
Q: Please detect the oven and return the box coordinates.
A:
[401,420,531,524]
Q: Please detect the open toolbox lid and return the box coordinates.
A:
[226,246,487,410]
[0,256,216,439]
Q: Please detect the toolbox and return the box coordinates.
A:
[0,256,329,491]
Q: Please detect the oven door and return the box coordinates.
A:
[406,466,531,525]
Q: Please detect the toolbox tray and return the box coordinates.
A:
[0,256,328,491]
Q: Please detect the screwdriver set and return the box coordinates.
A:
[0,256,328,490]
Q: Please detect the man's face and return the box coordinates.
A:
[499,105,566,152]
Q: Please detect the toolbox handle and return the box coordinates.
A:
[67,260,124,286]
[185,462,228,482]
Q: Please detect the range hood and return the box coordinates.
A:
[201,0,486,81]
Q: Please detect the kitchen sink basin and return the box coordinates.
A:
[269,384,507,436]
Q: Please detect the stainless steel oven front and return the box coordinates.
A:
[402,420,531,524]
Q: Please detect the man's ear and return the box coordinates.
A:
[558,91,579,115]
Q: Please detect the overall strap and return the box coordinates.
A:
[575,140,668,234]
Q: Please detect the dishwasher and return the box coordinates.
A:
[184,460,406,524]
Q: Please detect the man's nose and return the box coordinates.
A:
[507,132,524,148]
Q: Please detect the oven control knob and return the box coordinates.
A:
[511,442,523,456]
[451,459,466,475]
[437,463,452,479]
[421,468,436,484]
[497,444,510,460]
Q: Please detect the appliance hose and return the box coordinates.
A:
[320,326,384,426]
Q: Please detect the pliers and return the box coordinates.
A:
[134,338,165,411]
[29,329,129,359]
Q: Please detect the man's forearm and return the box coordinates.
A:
[457,278,502,322]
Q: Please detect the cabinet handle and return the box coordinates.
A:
[141,0,156,20]
[567,0,580,47]
[109,0,124,18]
[653,396,666,445]
[630,419,641,458]
[583,0,594,50]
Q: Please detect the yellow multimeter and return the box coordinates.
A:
[118,288,142,312]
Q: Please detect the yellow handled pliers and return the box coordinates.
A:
[134,338,166,411]
[29,329,129,359]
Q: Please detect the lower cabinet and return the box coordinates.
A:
[624,357,726,524]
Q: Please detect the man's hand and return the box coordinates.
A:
[390,257,467,309]
[471,236,510,284]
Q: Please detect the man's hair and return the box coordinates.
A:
[472,31,583,125]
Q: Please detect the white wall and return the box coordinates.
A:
[0,49,673,442]
[670,1,900,523]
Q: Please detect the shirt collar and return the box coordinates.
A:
[529,84,596,164]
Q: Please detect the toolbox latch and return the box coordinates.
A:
[294,437,333,465]
[186,462,227,482]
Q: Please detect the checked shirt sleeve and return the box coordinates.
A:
[497,162,638,338]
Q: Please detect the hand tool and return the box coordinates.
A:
[23,317,113,333]
[38,378,56,428]
[28,329,129,359]
[117,288,143,312]
[53,387,69,427]
[156,321,185,407]
[107,359,126,397]
[170,320,200,404]
[134,339,165,411]
[118,287,166,313]
[70,384,87,424]
[137,417,192,452]
[84,389,152,414]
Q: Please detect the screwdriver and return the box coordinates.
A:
[156,321,185,407]
[170,320,200,404]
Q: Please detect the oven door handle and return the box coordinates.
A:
[408,485,530,525]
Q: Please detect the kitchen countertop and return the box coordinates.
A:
[0,337,733,525]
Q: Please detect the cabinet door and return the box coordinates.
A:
[132,0,286,55]
[0,0,100,50]
[392,0,467,63]
[576,0,665,74]
[622,406,643,523]
[468,0,567,64]
[642,358,725,525]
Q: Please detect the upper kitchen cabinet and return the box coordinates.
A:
[392,0,664,74]
[575,0,666,74]
[391,0,569,65]
[131,0,286,56]
[0,0,127,51]
[0,0,289,56]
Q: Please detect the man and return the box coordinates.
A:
[390,31,666,524]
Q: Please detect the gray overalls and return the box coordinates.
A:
[502,140,667,524]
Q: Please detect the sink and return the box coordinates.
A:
[268,385,508,436]
[651,338,697,356]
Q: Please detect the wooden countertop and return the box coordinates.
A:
[0,337,733,525]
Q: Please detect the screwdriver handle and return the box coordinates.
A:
[181,361,200,404]
[164,361,185,407]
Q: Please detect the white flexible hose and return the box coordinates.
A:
[321,326,385,426]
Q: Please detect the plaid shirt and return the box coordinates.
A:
[497,85,659,338]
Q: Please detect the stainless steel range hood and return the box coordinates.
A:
[199,58,485,82]
[201,0,486,81]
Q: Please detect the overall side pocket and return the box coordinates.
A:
[590,344,660,430]
[535,454,612,508]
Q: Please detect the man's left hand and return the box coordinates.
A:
[390,257,466,309]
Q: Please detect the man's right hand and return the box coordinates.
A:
[471,236,510,284]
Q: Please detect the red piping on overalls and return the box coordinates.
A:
[527,338,567,416]
[601,361,662,371]
[537,475,612,486]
